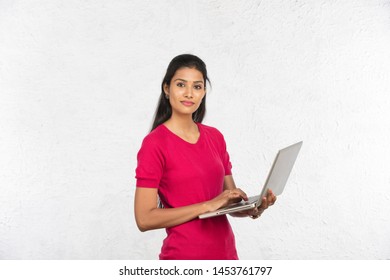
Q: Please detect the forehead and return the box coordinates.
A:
[172,67,204,82]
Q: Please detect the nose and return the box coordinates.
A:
[184,86,193,98]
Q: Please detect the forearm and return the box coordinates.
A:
[136,202,209,232]
[135,180,248,232]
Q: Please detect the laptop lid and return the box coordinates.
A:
[255,141,303,207]
[198,141,303,219]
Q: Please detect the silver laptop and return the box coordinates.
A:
[198,141,303,219]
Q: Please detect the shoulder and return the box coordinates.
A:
[198,123,223,135]
[139,125,167,150]
[198,123,226,142]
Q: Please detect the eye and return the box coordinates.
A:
[176,82,185,87]
[194,84,203,90]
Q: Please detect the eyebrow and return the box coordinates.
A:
[173,78,204,84]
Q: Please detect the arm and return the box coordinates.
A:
[134,184,248,232]
[134,187,208,232]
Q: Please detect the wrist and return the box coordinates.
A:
[201,201,212,214]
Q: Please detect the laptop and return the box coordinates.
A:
[198,141,303,219]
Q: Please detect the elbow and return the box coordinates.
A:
[136,222,149,232]
[135,216,153,232]
[138,227,147,232]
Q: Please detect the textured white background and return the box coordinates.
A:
[1,0,390,259]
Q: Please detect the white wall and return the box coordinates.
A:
[1,0,389,259]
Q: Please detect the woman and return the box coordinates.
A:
[134,54,276,260]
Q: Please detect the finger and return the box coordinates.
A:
[230,188,248,201]
[267,190,276,206]
[267,193,274,205]
[260,197,269,210]
[226,190,243,204]
[249,207,261,219]
[236,188,248,200]
[270,195,276,206]
[228,189,242,198]
[250,207,259,215]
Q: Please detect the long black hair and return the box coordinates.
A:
[150,54,210,131]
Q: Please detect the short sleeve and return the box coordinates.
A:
[135,136,165,188]
[221,135,233,176]
[207,126,233,176]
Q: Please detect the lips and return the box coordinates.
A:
[181,101,195,107]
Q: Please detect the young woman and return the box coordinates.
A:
[134,54,276,260]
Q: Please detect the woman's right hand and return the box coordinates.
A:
[205,188,248,212]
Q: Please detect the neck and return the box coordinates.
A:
[165,112,197,132]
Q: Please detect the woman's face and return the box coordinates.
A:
[164,67,206,118]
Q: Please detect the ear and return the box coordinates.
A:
[163,83,169,95]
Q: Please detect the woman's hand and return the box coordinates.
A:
[247,189,277,219]
[205,188,248,213]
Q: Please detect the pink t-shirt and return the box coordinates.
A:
[135,123,238,260]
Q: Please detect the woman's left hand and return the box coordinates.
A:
[247,189,277,219]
